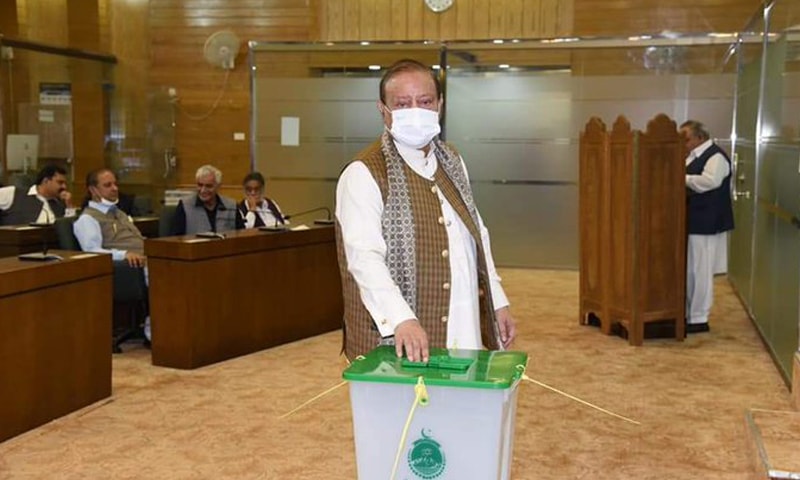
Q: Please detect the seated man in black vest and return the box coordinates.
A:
[172,164,244,235]
[73,168,151,342]
[681,120,735,334]
[0,164,75,225]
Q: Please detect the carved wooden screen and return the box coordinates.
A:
[633,114,686,341]
[579,117,610,333]
[606,116,636,337]
[579,114,686,345]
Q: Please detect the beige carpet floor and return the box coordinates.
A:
[0,269,792,479]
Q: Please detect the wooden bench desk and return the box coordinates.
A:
[0,251,112,443]
[0,217,161,259]
[145,226,343,369]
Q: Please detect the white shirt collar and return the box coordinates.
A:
[27,184,55,204]
[393,140,438,178]
[690,139,714,159]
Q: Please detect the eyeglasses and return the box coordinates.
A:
[197,182,216,190]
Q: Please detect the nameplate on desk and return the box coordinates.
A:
[18,252,63,262]
[258,225,288,232]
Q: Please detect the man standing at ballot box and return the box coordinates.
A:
[681,120,734,334]
[172,164,244,235]
[335,59,516,362]
[0,164,75,225]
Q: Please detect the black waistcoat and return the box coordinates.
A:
[686,143,735,235]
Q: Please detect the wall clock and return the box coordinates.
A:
[424,0,454,13]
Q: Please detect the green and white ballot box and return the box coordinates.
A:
[343,346,528,480]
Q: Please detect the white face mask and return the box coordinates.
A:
[387,107,441,149]
[100,197,119,207]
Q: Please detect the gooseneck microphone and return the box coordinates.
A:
[19,205,61,261]
[41,207,50,255]
[282,206,334,225]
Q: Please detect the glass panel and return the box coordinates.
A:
[0,44,113,201]
[251,44,441,217]
[251,38,739,268]
[445,54,575,268]
[728,35,763,307]
[750,0,800,379]
[106,84,171,215]
[446,41,734,267]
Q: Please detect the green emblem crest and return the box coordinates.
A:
[407,429,446,479]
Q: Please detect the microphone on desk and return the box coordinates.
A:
[259,217,288,232]
[282,207,335,225]
[19,207,61,261]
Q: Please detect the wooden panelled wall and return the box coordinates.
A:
[2,0,765,196]
[316,0,572,41]
[147,0,313,192]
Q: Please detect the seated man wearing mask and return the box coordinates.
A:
[172,164,244,235]
[237,171,287,228]
[0,164,75,225]
[73,168,151,342]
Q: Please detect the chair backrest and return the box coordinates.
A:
[158,205,178,237]
[9,173,35,190]
[132,195,153,215]
[53,216,81,251]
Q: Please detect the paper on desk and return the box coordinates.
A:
[291,224,311,231]
[183,238,213,243]
[14,226,39,230]
[69,253,98,259]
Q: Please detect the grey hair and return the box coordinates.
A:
[195,164,222,184]
[680,120,710,141]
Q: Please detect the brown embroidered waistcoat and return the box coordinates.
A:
[336,139,500,359]
[81,206,145,254]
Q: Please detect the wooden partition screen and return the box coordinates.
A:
[579,114,686,345]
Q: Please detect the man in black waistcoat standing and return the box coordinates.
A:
[680,120,735,334]
[0,164,75,225]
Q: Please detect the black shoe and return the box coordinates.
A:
[686,323,710,334]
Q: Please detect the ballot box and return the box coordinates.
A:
[343,346,528,480]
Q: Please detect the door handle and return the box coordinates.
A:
[735,191,751,200]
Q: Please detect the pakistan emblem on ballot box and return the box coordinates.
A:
[407,429,446,479]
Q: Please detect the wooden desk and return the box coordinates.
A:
[145,226,343,369]
[132,216,159,238]
[0,217,161,259]
[0,225,58,258]
[0,251,112,443]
